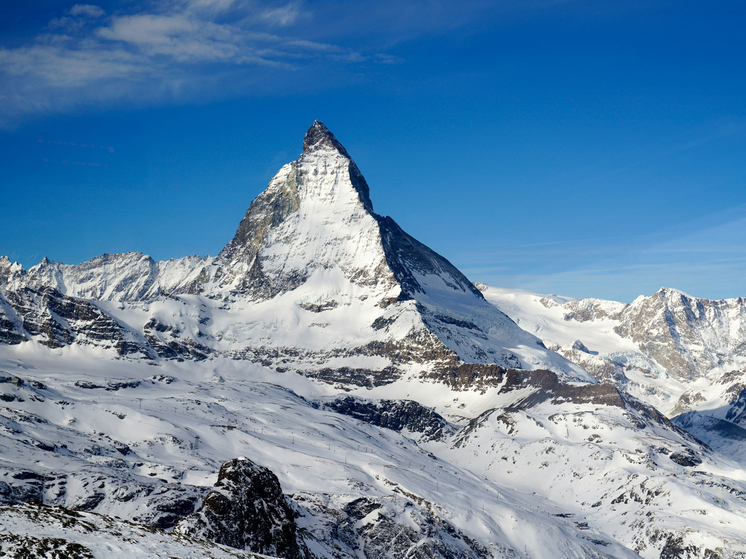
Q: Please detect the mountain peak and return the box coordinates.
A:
[302,120,350,157]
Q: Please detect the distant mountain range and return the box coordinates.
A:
[1,122,745,559]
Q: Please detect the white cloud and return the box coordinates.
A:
[0,0,390,126]
[183,0,239,14]
[69,4,106,18]
[0,43,150,85]
[257,2,303,27]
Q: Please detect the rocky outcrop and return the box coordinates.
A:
[175,458,305,558]
[142,318,210,361]
[296,492,496,559]
[321,396,453,441]
[614,288,746,382]
[0,253,210,303]
[538,288,746,384]
[376,216,483,301]
[1,287,150,356]
[0,292,25,345]
[558,288,746,383]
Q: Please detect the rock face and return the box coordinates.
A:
[559,288,746,383]
[0,253,209,303]
[297,493,496,559]
[0,121,588,384]
[175,458,305,558]
[615,288,746,381]
[0,287,150,356]
[321,396,454,441]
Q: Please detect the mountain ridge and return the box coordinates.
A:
[0,121,586,380]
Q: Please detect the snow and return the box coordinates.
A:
[1,342,745,557]
[480,287,633,356]
[0,502,257,558]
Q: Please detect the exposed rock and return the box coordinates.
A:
[303,366,400,389]
[614,288,746,382]
[295,492,497,559]
[0,253,211,303]
[175,458,305,558]
[143,318,210,361]
[1,287,151,357]
[0,293,25,345]
[668,451,703,468]
[560,298,625,322]
[322,396,453,441]
[376,216,483,301]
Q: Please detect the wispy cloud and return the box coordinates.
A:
[69,4,106,18]
[0,0,394,127]
[0,0,600,126]
[256,2,304,27]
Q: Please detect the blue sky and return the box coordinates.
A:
[1,0,745,302]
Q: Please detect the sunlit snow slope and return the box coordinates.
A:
[2,351,746,559]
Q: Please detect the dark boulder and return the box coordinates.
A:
[175,458,305,558]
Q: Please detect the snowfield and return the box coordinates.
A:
[1,346,746,558]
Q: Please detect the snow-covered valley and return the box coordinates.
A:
[3,349,746,558]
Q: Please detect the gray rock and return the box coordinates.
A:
[175,458,305,558]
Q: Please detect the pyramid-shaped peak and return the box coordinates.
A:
[303,121,350,157]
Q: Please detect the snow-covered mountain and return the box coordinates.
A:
[0,121,587,382]
[1,122,746,559]
[480,285,746,464]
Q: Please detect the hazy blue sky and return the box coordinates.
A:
[1,0,744,302]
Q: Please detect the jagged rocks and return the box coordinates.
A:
[142,318,210,361]
[295,492,497,559]
[554,288,746,384]
[303,366,401,389]
[668,451,703,468]
[175,458,305,558]
[321,396,453,441]
[0,532,95,559]
[0,471,49,505]
[426,364,626,409]
[0,287,150,356]
[0,293,25,345]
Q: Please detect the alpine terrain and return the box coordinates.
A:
[1,122,745,559]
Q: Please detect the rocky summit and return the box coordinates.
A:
[1,122,746,558]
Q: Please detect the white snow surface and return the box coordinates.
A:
[0,345,745,558]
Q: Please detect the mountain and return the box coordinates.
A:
[480,285,746,463]
[0,121,587,383]
[1,122,746,559]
